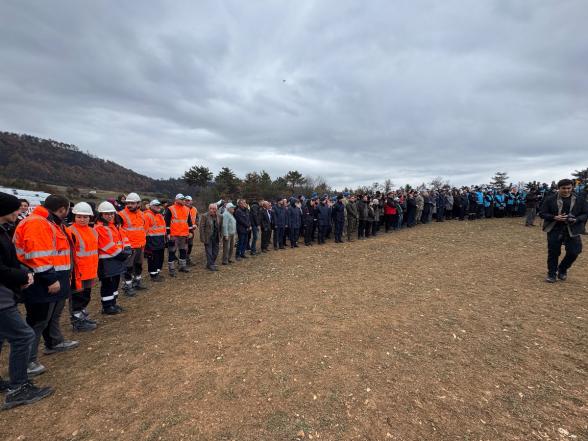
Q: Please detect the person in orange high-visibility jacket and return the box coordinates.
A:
[13,195,79,369]
[118,192,147,296]
[143,200,166,282]
[185,196,198,266]
[94,201,131,315]
[164,194,193,276]
[67,202,99,332]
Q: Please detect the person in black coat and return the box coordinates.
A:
[302,199,315,246]
[260,201,272,252]
[287,199,302,248]
[234,200,251,259]
[0,192,54,408]
[540,179,588,282]
[332,195,346,243]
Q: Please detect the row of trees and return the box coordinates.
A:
[183,165,333,202]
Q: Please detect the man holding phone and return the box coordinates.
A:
[540,179,588,283]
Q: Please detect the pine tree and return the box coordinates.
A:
[490,171,509,190]
[182,165,213,188]
[214,167,241,196]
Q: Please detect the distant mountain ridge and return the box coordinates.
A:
[0,131,191,196]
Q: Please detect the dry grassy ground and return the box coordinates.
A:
[1,218,586,441]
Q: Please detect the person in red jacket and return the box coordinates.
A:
[118,192,147,296]
[67,202,99,332]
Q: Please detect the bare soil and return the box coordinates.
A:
[1,218,586,441]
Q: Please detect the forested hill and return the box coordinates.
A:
[0,132,190,195]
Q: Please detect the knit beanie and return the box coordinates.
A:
[0,192,21,217]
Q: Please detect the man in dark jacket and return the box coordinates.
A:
[332,195,346,243]
[525,187,539,227]
[357,195,369,239]
[302,199,315,246]
[234,200,251,260]
[540,179,588,282]
[287,199,302,248]
[272,199,288,250]
[0,192,54,409]
[249,201,261,255]
[316,197,331,244]
[260,201,272,252]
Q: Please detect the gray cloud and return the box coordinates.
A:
[1,0,586,189]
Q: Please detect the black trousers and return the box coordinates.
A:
[358,220,367,238]
[303,224,313,244]
[318,225,328,244]
[25,299,65,362]
[261,229,271,250]
[334,221,344,242]
[71,287,92,313]
[100,275,120,308]
[146,248,165,276]
[273,227,285,248]
[547,229,582,276]
[289,227,299,246]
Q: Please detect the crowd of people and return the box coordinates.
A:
[0,178,586,410]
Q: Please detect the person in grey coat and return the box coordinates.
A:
[199,204,223,271]
[221,203,236,265]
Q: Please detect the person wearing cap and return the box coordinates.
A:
[221,202,236,265]
[118,192,147,296]
[67,202,99,332]
[272,199,288,250]
[332,195,346,243]
[165,194,193,276]
[345,195,358,241]
[199,203,223,271]
[0,192,55,409]
[13,194,79,374]
[184,196,198,266]
[95,201,131,314]
[287,198,302,248]
[302,197,315,246]
[144,200,166,282]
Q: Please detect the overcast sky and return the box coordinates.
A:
[1,0,586,189]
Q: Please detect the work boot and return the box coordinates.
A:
[3,381,54,410]
[72,318,97,332]
[27,361,46,377]
[133,277,148,291]
[102,305,122,315]
[43,340,79,355]
[557,271,568,281]
[545,275,557,283]
[179,259,190,273]
[0,377,10,393]
[81,309,97,325]
[168,262,176,278]
[122,282,136,297]
[150,273,164,282]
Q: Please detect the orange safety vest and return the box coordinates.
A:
[95,221,130,259]
[13,206,72,273]
[168,203,189,237]
[144,210,166,237]
[68,224,99,290]
[188,206,198,229]
[119,207,146,248]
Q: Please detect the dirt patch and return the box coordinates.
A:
[1,219,586,441]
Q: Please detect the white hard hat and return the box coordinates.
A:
[175,193,185,200]
[184,195,192,201]
[97,201,116,213]
[71,202,94,216]
[149,199,162,206]
[125,192,141,203]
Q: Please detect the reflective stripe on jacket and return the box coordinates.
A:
[95,221,130,259]
[168,204,190,237]
[144,210,166,250]
[119,208,146,248]
[68,224,99,290]
[13,206,71,274]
